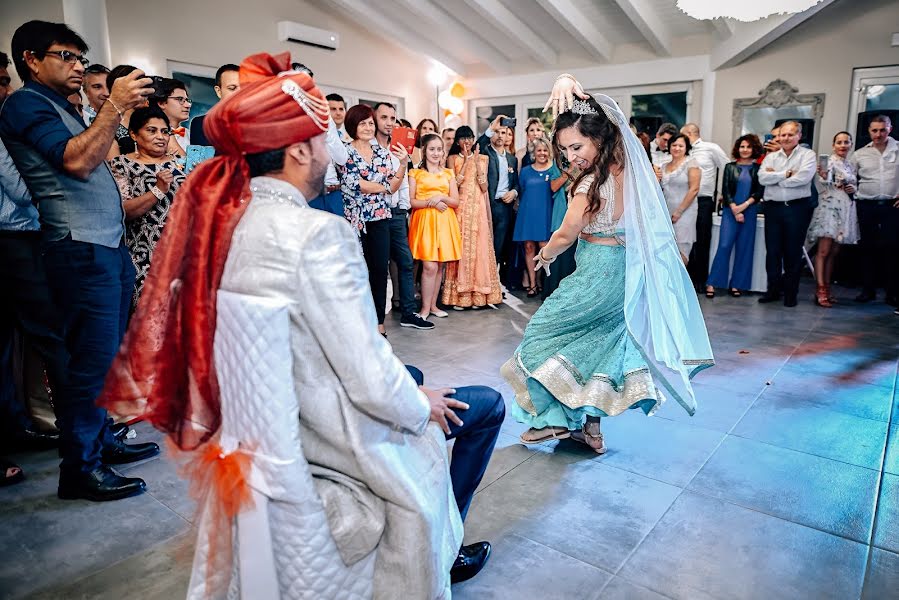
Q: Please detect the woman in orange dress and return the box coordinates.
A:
[409,134,462,320]
[443,126,503,309]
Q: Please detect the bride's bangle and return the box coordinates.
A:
[538,248,556,263]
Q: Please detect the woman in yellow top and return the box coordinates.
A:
[409,134,462,320]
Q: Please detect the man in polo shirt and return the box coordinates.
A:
[757,121,817,307]
[850,115,899,305]
[0,20,160,501]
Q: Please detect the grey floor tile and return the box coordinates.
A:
[886,425,898,475]
[873,472,899,553]
[453,533,612,599]
[118,450,196,522]
[462,454,680,573]
[473,433,549,493]
[28,531,194,600]
[763,372,894,422]
[597,576,673,600]
[619,491,868,600]
[732,391,889,469]
[0,486,188,598]
[688,436,878,543]
[862,547,899,600]
[780,351,897,388]
[551,412,725,487]
[653,381,759,433]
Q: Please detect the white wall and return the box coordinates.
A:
[0,0,438,121]
[711,0,899,149]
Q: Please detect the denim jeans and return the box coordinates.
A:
[41,237,135,474]
[405,365,505,521]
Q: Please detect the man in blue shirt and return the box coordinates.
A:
[0,20,160,501]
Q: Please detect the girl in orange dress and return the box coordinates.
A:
[409,134,462,320]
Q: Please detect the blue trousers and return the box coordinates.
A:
[42,238,135,474]
[388,210,417,318]
[405,365,504,521]
[707,204,759,291]
[308,189,345,217]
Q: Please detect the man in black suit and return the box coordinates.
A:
[477,115,519,270]
[189,63,240,147]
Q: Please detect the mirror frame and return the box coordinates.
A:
[732,79,826,152]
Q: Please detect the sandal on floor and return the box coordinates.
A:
[729,289,742,297]
[519,427,570,444]
[570,422,607,454]
[1,458,25,487]
[526,286,538,298]
[705,287,715,299]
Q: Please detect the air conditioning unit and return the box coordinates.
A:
[277,21,339,51]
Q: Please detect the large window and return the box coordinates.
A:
[847,65,899,148]
[630,91,688,137]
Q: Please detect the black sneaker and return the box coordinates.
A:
[400,313,435,330]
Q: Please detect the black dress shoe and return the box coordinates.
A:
[58,465,146,501]
[783,296,798,308]
[885,295,899,307]
[757,292,781,304]
[8,428,60,451]
[450,541,491,584]
[101,439,160,465]
[855,290,876,303]
[109,422,131,441]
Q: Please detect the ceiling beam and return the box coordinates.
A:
[711,18,735,39]
[536,0,614,62]
[459,0,559,66]
[393,0,514,73]
[710,0,838,70]
[325,0,466,75]
[612,0,672,56]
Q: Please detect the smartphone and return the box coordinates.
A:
[500,117,517,128]
[763,133,774,144]
[391,126,417,155]
[185,145,215,174]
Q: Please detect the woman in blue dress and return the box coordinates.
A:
[501,75,714,453]
[513,137,566,297]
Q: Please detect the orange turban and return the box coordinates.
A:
[98,52,329,450]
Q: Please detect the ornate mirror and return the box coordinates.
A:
[732,80,825,151]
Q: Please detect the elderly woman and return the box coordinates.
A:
[338,104,409,336]
[107,106,186,309]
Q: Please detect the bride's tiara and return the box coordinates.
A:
[571,99,598,116]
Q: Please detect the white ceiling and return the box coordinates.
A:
[315,0,843,77]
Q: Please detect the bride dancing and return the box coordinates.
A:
[501,74,714,453]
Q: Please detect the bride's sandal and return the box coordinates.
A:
[570,422,607,454]
[520,427,570,444]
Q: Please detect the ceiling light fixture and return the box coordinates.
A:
[676,0,824,22]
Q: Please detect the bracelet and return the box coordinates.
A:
[538,248,556,263]
[149,185,165,200]
[107,99,124,120]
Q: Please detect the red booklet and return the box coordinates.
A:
[392,126,417,155]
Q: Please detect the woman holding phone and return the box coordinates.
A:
[806,131,859,307]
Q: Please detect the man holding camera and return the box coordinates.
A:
[0,20,161,501]
[478,114,519,268]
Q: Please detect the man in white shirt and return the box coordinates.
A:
[849,115,899,304]
[327,93,350,142]
[477,115,519,269]
[372,102,434,330]
[680,123,729,290]
[650,122,677,167]
[757,121,817,307]
[81,63,108,126]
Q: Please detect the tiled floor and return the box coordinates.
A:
[1,282,897,599]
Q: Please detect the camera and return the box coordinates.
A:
[500,117,516,128]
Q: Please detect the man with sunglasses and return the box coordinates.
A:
[0,20,161,502]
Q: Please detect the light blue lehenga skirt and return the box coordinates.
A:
[501,239,660,430]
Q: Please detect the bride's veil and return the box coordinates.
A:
[590,94,714,414]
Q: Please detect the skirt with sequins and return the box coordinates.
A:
[501,239,660,430]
